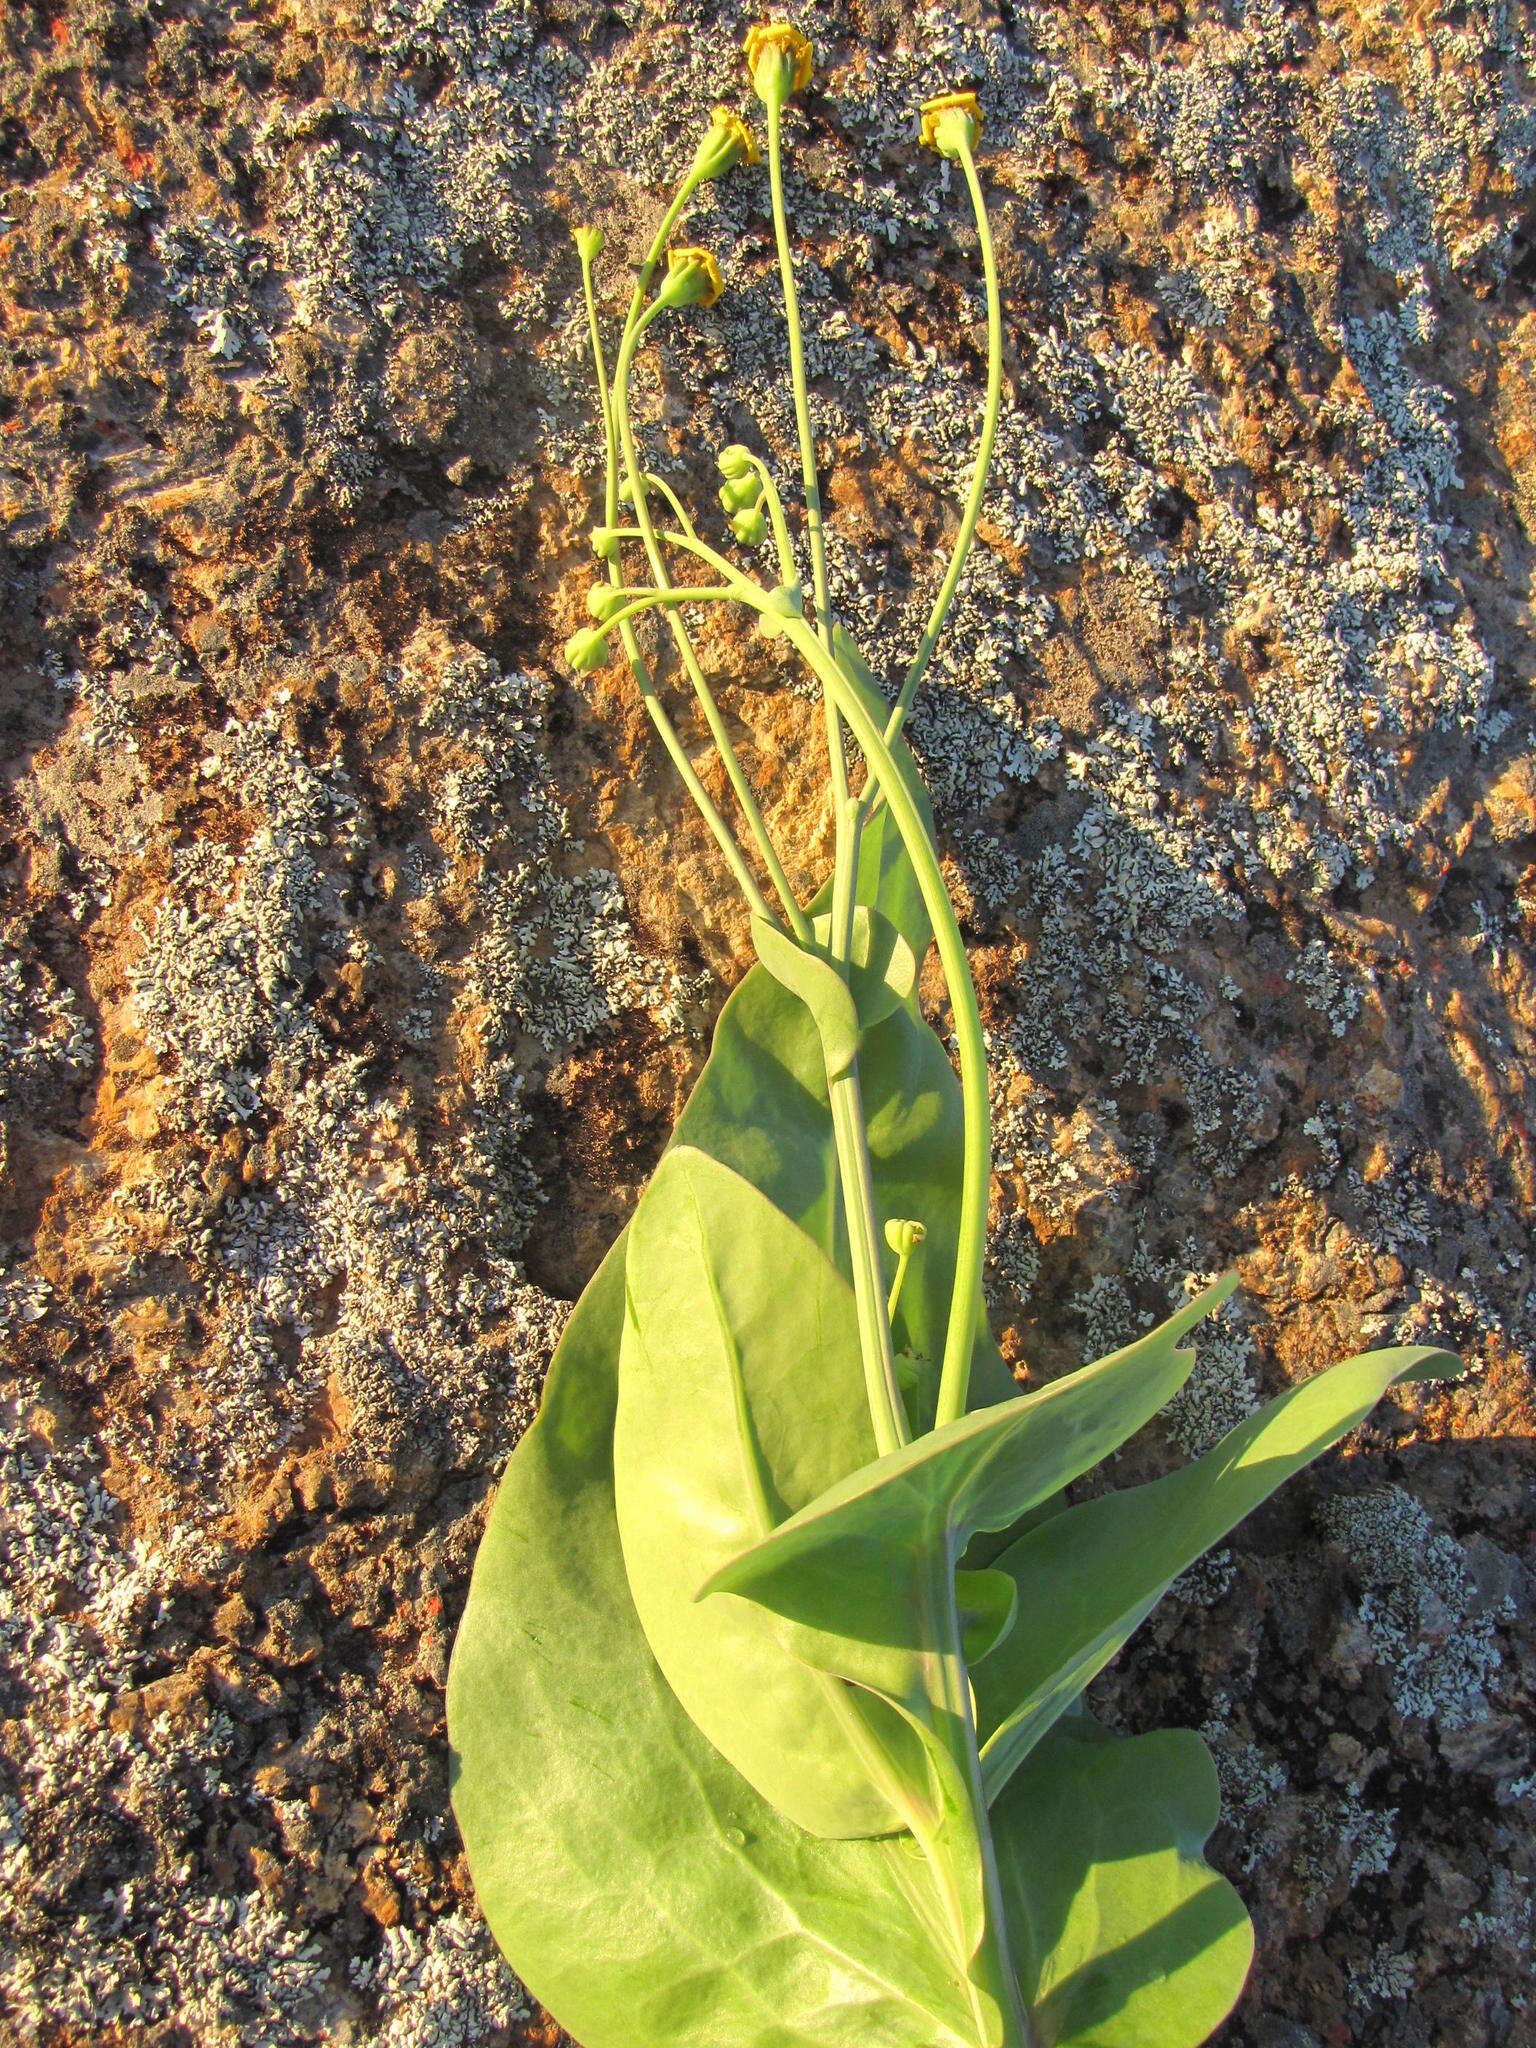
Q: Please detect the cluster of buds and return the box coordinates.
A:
[717,446,768,548]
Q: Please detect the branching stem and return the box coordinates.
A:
[615,219,811,943]
[579,244,772,922]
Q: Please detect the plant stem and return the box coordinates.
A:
[632,468,700,543]
[598,585,734,629]
[780,616,990,1429]
[737,451,799,588]
[614,274,811,943]
[764,79,854,957]
[579,248,773,923]
[884,133,1003,751]
[603,532,993,1425]
[829,1043,908,1459]
[919,1583,1035,2048]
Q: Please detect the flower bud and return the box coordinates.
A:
[659,244,725,310]
[591,525,623,562]
[884,1218,927,1259]
[919,90,983,161]
[565,625,611,674]
[718,474,761,515]
[718,443,757,482]
[745,23,814,104]
[586,584,626,623]
[572,223,605,265]
[730,504,769,548]
[690,105,760,184]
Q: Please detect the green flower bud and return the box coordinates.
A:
[718,474,761,515]
[744,23,813,105]
[591,525,623,562]
[920,91,983,162]
[566,625,611,674]
[690,106,760,185]
[730,504,769,548]
[718,443,757,482]
[572,223,605,265]
[884,1218,927,1259]
[586,584,626,624]
[658,245,724,310]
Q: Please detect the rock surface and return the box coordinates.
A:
[3,0,1535,2043]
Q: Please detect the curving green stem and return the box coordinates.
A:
[638,510,993,1434]
[889,135,1002,744]
[615,245,812,943]
[868,128,1011,847]
[579,244,772,922]
[763,88,837,659]
[595,585,735,633]
[736,450,800,588]
[782,615,991,1428]
[860,131,1003,836]
[631,468,701,544]
[764,76,855,956]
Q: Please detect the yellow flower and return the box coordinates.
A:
[571,223,604,264]
[920,89,983,159]
[663,244,725,309]
[692,105,760,183]
[745,22,814,103]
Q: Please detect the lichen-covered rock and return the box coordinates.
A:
[2,1,1533,2044]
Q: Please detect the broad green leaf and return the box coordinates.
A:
[448,1241,982,2048]
[690,1279,1237,2036]
[751,902,921,1076]
[993,1719,1253,2048]
[699,1277,1237,1679]
[449,1220,1251,2048]
[616,1145,913,1838]
[975,1340,1460,1805]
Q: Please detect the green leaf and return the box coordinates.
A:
[449,1229,1252,2048]
[811,904,919,1032]
[616,1145,914,1839]
[688,1279,1240,2040]
[699,1277,1237,1677]
[974,1340,1460,1805]
[993,1719,1253,2048]
[750,912,862,1078]
[448,1240,985,2048]
[749,907,919,1079]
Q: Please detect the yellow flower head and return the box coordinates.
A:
[571,223,605,265]
[663,244,725,309]
[920,89,983,160]
[745,22,814,104]
[692,104,761,183]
